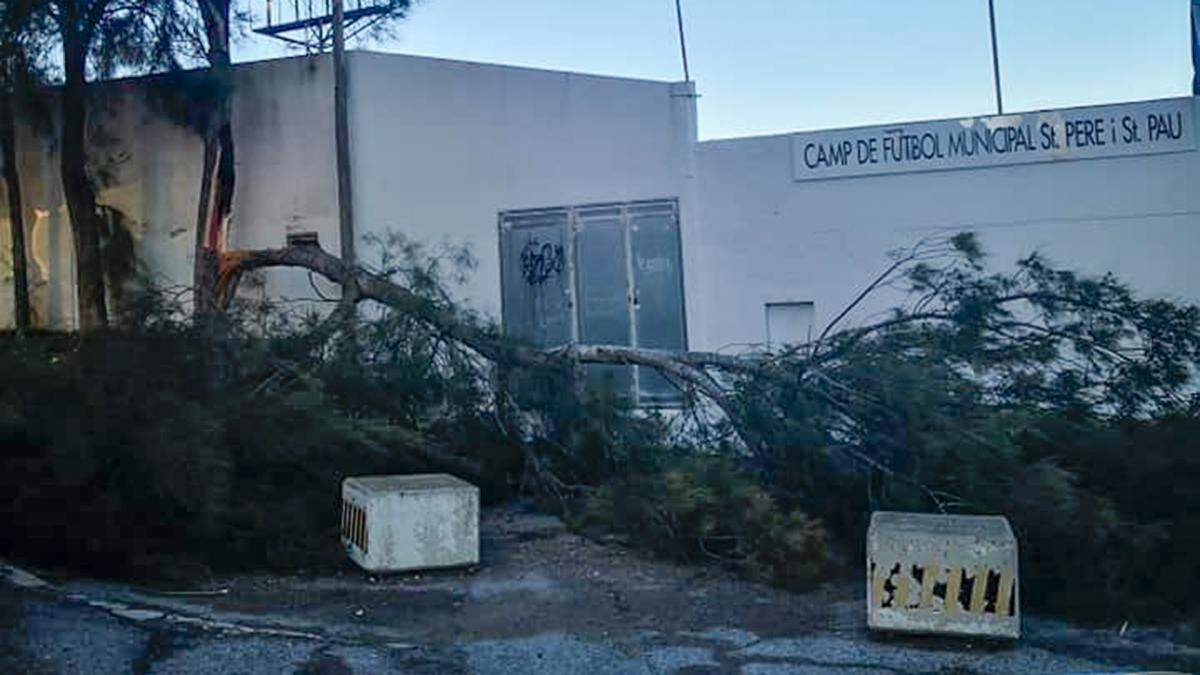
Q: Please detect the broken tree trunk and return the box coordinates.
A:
[192,121,234,315]
[194,0,237,387]
[193,0,235,316]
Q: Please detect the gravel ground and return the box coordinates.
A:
[1,504,1196,674]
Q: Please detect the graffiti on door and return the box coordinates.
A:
[520,238,566,286]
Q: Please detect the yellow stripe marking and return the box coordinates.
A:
[871,561,889,608]
[944,566,961,613]
[996,569,1015,616]
[919,561,938,610]
[969,566,989,613]
[894,565,909,609]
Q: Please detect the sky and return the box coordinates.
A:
[232,1,1195,140]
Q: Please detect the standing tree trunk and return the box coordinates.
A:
[192,0,234,317]
[1,95,31,332]
[193,0,236,389]
[192,122,234,314]
[59,7,107,330]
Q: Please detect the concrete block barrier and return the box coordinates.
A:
[341,474,480,572]
[866,511,1019,639]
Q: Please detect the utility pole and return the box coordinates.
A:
[1192,0,1200,95]
[988,0,1004,114]
[332,0,357,308]
[254,0,400,315]
[674,0,691,82]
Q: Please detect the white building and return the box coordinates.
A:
[2,51,1198,403]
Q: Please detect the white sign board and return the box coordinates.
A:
[791,98,1195,181]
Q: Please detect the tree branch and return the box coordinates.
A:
[218,245,768,448]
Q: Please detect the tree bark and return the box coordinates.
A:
[59,5,107,330]
[192,129,233,315]
[192,0,234,316]
[1,95,31,332]
[218,246,762,375]
[193,0,236,387]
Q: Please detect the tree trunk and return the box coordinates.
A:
[60,10,107,330]
[192,120,235,383]
[1,95,31,332]
[194,0,236,388]
[193,0,234,316]
[192,131,230,316]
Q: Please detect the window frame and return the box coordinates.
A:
[498,197,688,407]
[764,300,815,350]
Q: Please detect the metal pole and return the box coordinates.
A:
[1192,0,1200,95]
[988,0,1003,114]
[333,0,356,301]
[674,0,690,82]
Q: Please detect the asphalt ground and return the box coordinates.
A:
[1,506,1195,674]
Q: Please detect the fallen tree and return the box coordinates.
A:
[211,232,1200,500]
[3,231,1198,620]
[184,231,1200,617]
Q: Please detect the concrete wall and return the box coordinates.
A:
[0,52,694,330]
[347,51,696,320]
[0,80,208,332]
[5,51,1195,360]
[0,55,342,330]
[226,55,343,312]
[1,112,78,330]
[691,98,1200,352]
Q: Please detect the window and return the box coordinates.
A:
[286,231,320,247]
[765,301,814,349]
[499,199,687,405]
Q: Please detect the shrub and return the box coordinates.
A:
[0,329,493,579]
[1004,459,1125,619]
[2,231,1198,629]
[585,457,829,590]
[1009,415,1200,621]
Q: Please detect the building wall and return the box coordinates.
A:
[691,98,1200,353]
[4,51,1196,362]
[0,112,78,330]
[226,56,343,310]
[0,52,695,330]
[0,55,342,330]
[347,51,697,321]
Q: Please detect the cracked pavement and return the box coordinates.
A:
[1,506,1195,674]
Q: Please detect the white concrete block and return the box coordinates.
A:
[866,511,1019,639]
[341,474,480,573]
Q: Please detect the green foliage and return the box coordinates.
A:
[585,457,828,590]
[677,234,1199,620]
[726,324,1199,620]
[888,239,1199,416]
[1004,459,1126,618]
[0,311,506,577]
[1010,415,1200,620]
[2,232,1198,628]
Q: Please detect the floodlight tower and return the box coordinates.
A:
[255,0,395,51]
